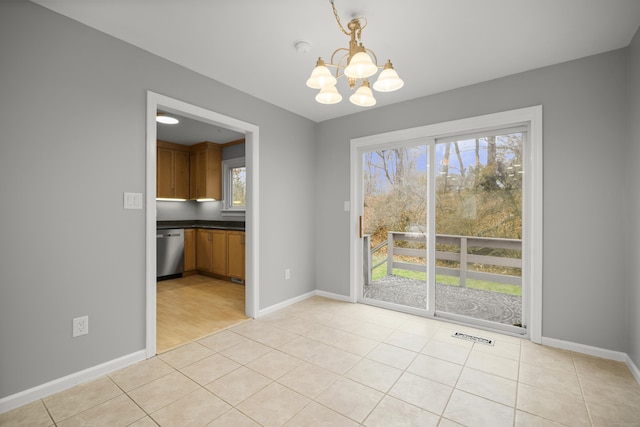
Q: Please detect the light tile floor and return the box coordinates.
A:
[2,296,640,426]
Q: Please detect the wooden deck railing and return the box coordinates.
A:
[363,232,522,287]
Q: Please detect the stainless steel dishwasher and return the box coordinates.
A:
[156,228,184,280]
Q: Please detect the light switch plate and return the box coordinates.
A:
[344,201,350,211]
[124,192,143,210]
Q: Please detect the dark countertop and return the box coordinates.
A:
[157,220,245,231]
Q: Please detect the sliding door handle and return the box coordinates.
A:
[359,216,363,239]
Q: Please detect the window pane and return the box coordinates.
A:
[231,166,246,207]
[435,131,524,327]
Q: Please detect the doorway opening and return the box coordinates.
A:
[351,106,542,341]
[146,92,260,357]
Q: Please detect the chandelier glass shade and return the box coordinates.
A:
[316,84,343,104]
[306,1,403,107]
[349,80,376,106]
[344,52,378,79]
[306,58,337,89]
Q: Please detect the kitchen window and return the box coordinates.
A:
[222,157,246,214]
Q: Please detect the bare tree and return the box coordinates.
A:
[442,143,451,191]
[487,136,497,166]
[453,141,466,180]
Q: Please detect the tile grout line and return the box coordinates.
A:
[512,339,522,427]
[571,351,595,427]
[39,398,56,427]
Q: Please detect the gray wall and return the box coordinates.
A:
[628,28,640,369]
[156,201,197,221]
[315,49,630,352]
[0,2,316,399]
[223,143,245,161]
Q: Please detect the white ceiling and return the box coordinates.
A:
[31,0,640,123]
[157,111,245,145]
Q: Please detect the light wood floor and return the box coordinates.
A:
[156,274,248,353]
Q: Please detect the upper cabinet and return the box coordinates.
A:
[157,142,190,199]
[157,141,222,201]
[190,142,222,201]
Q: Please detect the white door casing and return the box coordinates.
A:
[145,92,260,357]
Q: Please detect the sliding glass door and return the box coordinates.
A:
[357,127,527,333]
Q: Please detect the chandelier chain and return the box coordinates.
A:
[330,0,367,41]
[330,0,350,36]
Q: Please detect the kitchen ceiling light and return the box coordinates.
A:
[156,113,179,124]
[305,0,403,107]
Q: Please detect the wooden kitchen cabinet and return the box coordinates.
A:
[183,228,196,274]
[157,142,190,199]
[194,228,244,281]
[190,142,222,200]
[211,230,227,276]
[196,229,214,272]
[196,228,226,276]
[227,231,245,280]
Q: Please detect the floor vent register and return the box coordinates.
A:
[452,332,495,346]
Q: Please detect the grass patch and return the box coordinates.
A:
[371,264,522,296]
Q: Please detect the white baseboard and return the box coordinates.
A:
[257,289,355,317]
[541,337,640,385]
[257,290,317,317]
[0,350,146,414]
[540,336,628,362]
[315,290,355,303]
[627,354,640,384]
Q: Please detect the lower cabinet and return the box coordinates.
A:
[227,231,246,280]
[195,228,245,281]
[211,230,227,276]
[196,229,214,272]
[183,228,196,274]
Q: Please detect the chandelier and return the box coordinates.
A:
[305,0,404,107]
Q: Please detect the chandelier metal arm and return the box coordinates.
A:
[329,48,349,69]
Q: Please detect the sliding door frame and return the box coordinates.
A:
[349,106,542,343]
[355,138,435,317]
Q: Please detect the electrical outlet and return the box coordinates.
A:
[73,316,89,337]
[285,268,291,280]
